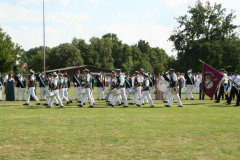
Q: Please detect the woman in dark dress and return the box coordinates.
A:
[5,73,15,101]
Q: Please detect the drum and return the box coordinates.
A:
[111,88,121,96]
[78,87,87,95]
[171,87,179,94]
[157,80,169,92]
[129,88,136,94]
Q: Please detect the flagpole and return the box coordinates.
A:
[43,0,46,75]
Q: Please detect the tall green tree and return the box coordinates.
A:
[169,0,239,72]
[47,43,84,70]
[0,27,24,73]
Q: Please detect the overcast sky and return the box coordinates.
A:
[0,0,240,56]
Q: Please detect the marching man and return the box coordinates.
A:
[185,69,194,100]
[39,72,46,101]
[47,72,63,108]
[112,69,128,107]
[16,73,25,101]
[79,69,94,108]
[23,69,40,105]
[165,68,183,107]
[73,70,81,100]
[131,71,142,105]
[137,73,154,107]
[96,71,105,100]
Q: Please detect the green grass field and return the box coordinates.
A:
[0,88,240,160]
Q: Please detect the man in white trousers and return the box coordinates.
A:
[137,73,154,107]
[112,69,128,107]
[96,72,105,100]
[185,69,194,100]
[16,73,25,101]
[39,72,46,101]
[23,69,40,105]
[73,70,81,100]
[47,72,63,108]
[78,69,94,108]
[130,71,142,105]
[165,68,183,107]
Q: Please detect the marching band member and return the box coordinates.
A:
[163,71,170,103]
[215,69,228,103]
[73,70,81,100]
[23,69,40,105]
[78,69,94,108]
[96,71,105,100]
[16,73,25,101]
[227,71,240,106]
[47,72,63,108]
[130,71,142,105]
[59,73,71,104]
[165,68,183,107]
[185,69,194,100]
[39,72,46,101]
[63,72,72,103]
[195,72,201,94]
[125,72,132,100]
[137,73,154,107]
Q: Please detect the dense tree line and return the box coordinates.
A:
[19,33,170,74]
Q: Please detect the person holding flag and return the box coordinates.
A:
[215,69,228,103]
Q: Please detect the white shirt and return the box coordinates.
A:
[119,74,125,86]
[60,78,64,84]
[233,75,240,86]
[86,73,90,82]
[30,75,35,81]
[221,73,228,84]
[172,73,177,82]
[145,78,149,87]
[4,75,8,83]
[53,78,58,86]
[140,75,144,83]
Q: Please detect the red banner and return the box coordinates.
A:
[201,62,223,98]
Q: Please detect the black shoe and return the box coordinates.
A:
[44,103,48,106]
[234,105,239,107]
[59,106,63,108]
[150,105,154,107]
[190,98,194,100]
[186,98,188,100]
[214,101,220,103]
[130,103,135,105]
[83,103,86,105]
[78,104,83,107]
[165,105,171,107]
[111,105,114,107]
[174,102,178,103]
[142,103,145,105]
[178,105,183,107]
[118,104,122,106]
[67,101,70,104]
[37,103,40,105]
[23,103,29,105]
[93,103,95,105]
[77,101,81,103]
[55,104,59,106]
[163,101,168,103]
[137,105,141,107]
[70,100,72,103]
[124,106,128,107]
[89,106,94,108]
[106,100,110,102]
